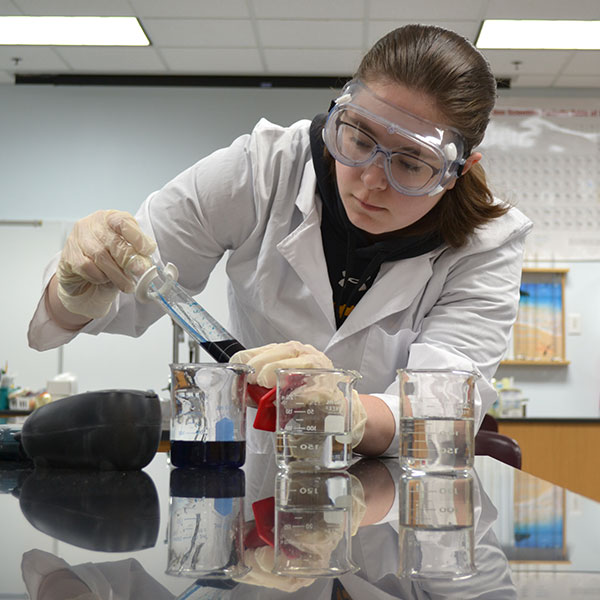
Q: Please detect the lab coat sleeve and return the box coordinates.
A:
[375,212,531,456]
[411,225,529,423]
[28,118,310,351]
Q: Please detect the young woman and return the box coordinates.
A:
[29,24,531,457]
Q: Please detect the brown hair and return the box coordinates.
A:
[351,24,507,247]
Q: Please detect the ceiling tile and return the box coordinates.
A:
[554,74,600,87]
[143,18,256,47]
[510,74,556,87]
[561,51,600,76]
[12,0,133,16]
[369,0,484,20]
[252,0,364,20]
[0,46,68,70]
[257,19,363,48]
[130,0,249,19]
[485,0,600,20]
[55,46,165,71]
[480,49,572,77]
[159,47,263,73]
[367,20,480,46]
[264,48,361,75]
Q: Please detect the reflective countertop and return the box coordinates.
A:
[1,452,599,599]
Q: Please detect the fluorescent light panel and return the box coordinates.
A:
[477,19,600,50]
[0,16,149,46]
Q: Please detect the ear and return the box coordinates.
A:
[444,152,482,191]
[460,152,482,176]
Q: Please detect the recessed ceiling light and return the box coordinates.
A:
[476,19,600,50]
[0,16,149,46]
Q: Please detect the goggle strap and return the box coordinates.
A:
[427,185,445,197]
[335,92,352,105]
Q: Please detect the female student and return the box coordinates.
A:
[29,24,531,456]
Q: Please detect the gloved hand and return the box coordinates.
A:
[56,210,156,319]
[230,341,333,388]
[237,545,315,592]
[230,341,367,447]
[236,476,365,591]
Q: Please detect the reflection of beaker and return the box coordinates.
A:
[399,369,478,474]
[273,470,357,577]
[398,471,476,580]
[167,468,248,579]
[275,368,360,471]
[170,363,253,468]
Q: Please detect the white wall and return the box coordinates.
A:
[1,83,599,417]
[492,91,600,418]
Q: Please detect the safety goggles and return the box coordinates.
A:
[322,80,467,197]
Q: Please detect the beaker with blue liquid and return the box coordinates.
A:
[169,363,253,468]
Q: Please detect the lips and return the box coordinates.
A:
[356,196,384,212]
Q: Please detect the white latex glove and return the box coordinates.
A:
[236,545,315,592]
[56,209,156,319]
[238,475,365,591]
[231,341,367,447]
[230,341,333,388]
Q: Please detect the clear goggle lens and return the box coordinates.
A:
[333,113,442,193]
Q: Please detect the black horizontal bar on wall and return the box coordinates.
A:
[15,72,511,89]
[15,73,353,88]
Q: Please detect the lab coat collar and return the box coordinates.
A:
[277,161,442,340]
[277,161,337,329]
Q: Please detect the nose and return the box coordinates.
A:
[360,152,388,191]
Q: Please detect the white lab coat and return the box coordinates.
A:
[29,118,532,455]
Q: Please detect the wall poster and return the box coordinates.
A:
[479,108,600,261]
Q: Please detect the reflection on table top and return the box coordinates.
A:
[1,453,599,599]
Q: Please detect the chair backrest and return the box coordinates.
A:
[475,430,522,469]
[480,413,499,432]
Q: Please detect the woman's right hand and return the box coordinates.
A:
[55,210,156,320]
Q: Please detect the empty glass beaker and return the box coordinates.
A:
[398,369,479,474]
[273,470,357,577]
[167,467,248,579]
[170,363,253,468]
[398,470,476,580]
[275,368,360,471]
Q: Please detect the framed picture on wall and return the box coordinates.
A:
[502,268,569,366]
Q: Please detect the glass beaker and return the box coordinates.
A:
[274,368,360,471]
[169,363,253,468]
[167,467,248,579]
[398,470,476,580]
[398,369,479,474]
[273,470,357,577]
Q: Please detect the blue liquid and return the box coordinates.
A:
[170,441,246,468]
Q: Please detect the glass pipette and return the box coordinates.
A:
[128,258,245,363]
